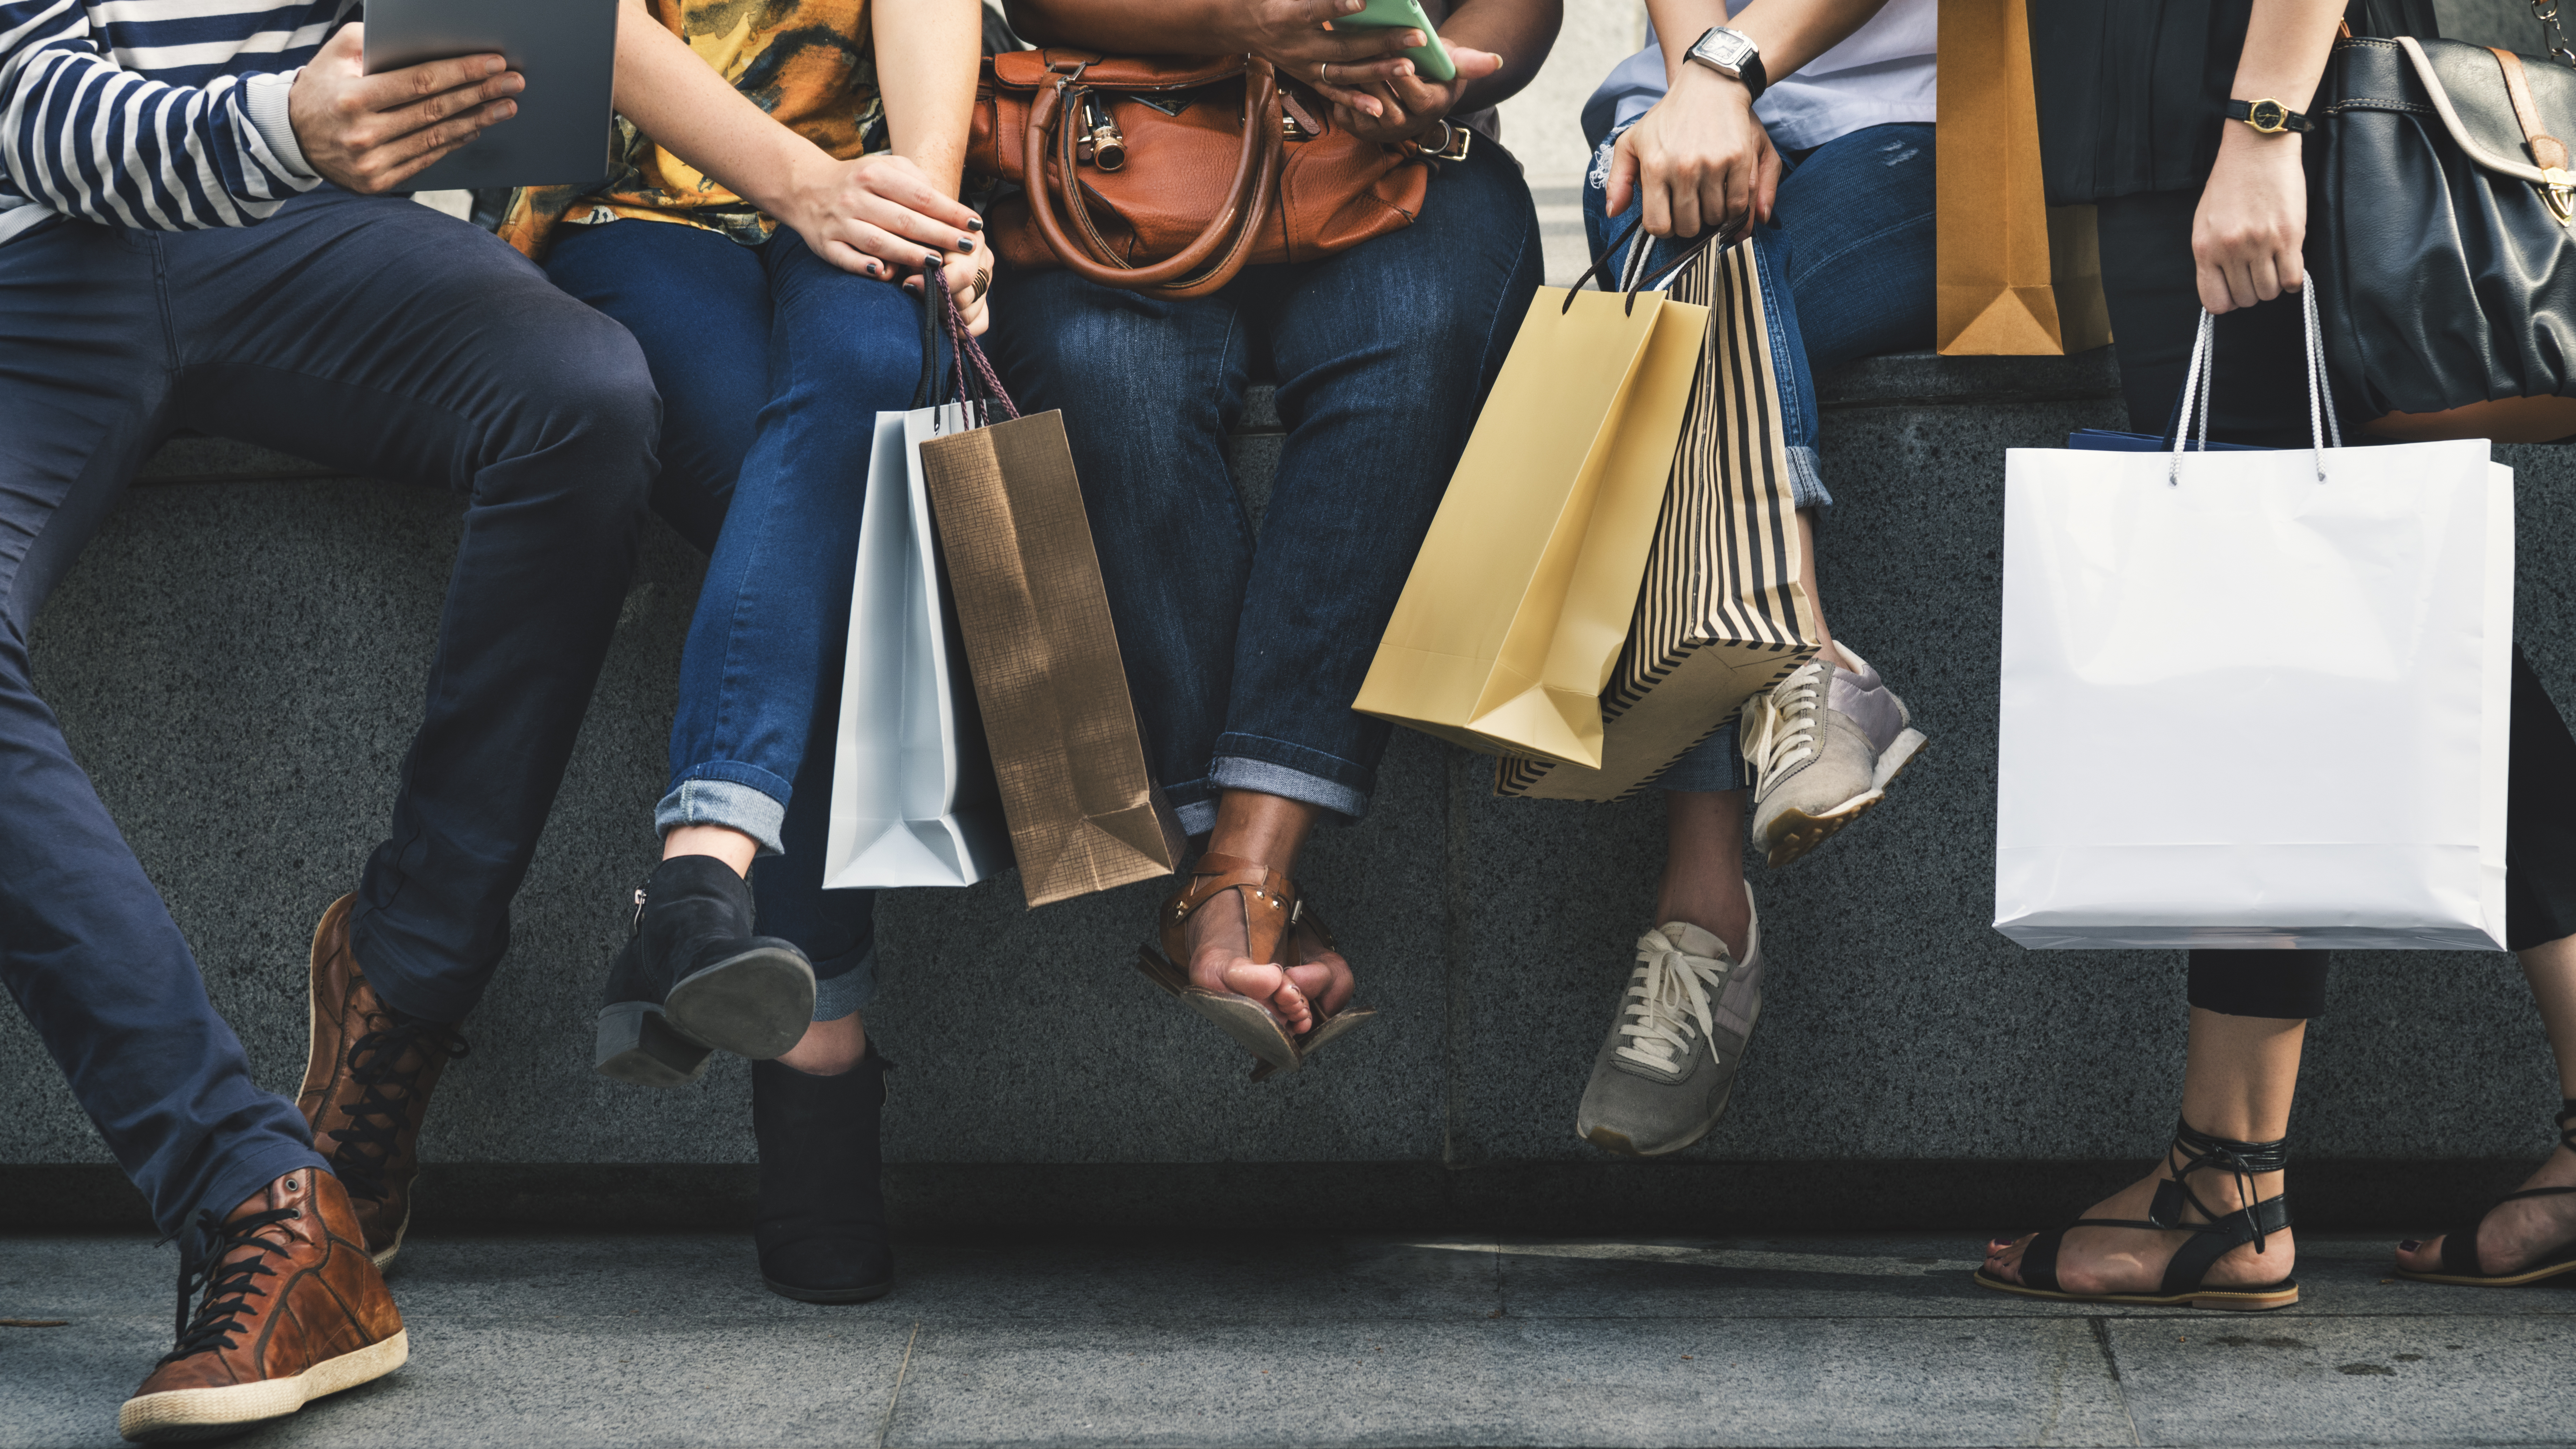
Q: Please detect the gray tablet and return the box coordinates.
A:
[363,0,618,192]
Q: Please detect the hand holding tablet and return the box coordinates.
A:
[357,0,618,192]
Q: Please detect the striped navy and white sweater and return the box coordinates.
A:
[0,0,350,247]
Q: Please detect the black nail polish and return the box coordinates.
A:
[958,236,976,252]
[967,217,985,232]
[2399,1239,2421,1252]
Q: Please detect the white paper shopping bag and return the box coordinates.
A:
[822,406,1011,889]
[1993,304,2513,950]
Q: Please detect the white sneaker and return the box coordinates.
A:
[1741,643,1928,868]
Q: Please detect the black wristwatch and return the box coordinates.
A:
[1686,26,1768,104]
[2226,97,2316,134]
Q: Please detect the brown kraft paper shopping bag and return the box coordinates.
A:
[1936,0,2113,355]
[1496,240,1818,802]
[917,409,1185,908]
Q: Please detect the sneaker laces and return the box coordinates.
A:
[161,1204,299,1363]
[326,1015,468,1204]
[1613,929,1734,1072]
[1742,659,1830,795]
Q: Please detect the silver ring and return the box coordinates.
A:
[1320,61,1332,84]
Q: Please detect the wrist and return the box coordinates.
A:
[1671,61,1754,111]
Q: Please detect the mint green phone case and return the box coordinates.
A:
[1340,0,1456,83]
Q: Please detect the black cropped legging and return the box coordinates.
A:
[2095,189,2576,1020]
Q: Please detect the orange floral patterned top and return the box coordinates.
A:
[502,0,883,258]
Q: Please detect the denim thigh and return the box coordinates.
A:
[984,269,1255,833]
[1219,140,1543,823]
[548,221,888,1001]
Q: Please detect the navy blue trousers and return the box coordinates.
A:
[0,191,657,1233]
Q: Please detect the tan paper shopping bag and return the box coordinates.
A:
[1936,0,2112,355]
[1351,285,1709,769]
[917,409,1184,908]
[1497,241,1819,802]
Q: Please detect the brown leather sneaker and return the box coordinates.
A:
[118,1170,407,1443]
[297,894,468,1269]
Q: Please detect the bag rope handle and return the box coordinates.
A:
[2170,286,2340,484]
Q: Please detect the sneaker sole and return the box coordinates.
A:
[118,1329,408,1442]
[595,1001,716,1088]
[1761,728,1928,869]
[761,1274,896,1305]
[664,946,817,1061]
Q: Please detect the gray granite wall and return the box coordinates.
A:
[5,350,2572,1233]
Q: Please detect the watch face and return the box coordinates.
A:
[2248,99,2288,131]
[1696,30,1754,69]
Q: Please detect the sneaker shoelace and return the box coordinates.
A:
[326,1016,469,1205]
[1742,660,1830,793]
[1614,930,1734,1072]
[160,1205,299,1364]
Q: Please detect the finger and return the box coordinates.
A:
[355,51,513,116]
[854,154,982,236]
[356,97,516,191]
[1384,69,1440,114]
[2247,251,2282,303]
[1752,140,1783,226]
[1310,81,1384,118]
[362,70,523,149]
[2195,258,2236,314]
[813,237,888,279]
[1604,132,1641,219]
[1716,156,1749,240]
[1314,54,1415,89]
[851,194,980,264]
[2278,244,2305,293]
[836,220,953,281]
[2227,257,2262,310]
[1444,44,1505,80]
[1641,163,1674,238]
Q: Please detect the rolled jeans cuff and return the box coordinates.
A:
[656,770,791,856]
[1658,720,1746,793]
[1786,444,1831,511]
[1185,755,1370,836]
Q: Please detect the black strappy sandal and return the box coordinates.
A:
[2396,1099,2576,1288]
[1974,1120,2301,1311]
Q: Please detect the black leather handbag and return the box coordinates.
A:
[2313,34,2576,441]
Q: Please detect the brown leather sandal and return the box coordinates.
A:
[1135,852,1378,1080]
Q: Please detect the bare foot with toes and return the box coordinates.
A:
[2394,1139,2576,1277]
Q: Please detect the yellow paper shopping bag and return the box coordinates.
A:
[1353,279,1708,769]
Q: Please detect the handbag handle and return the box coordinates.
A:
[1022,58,1284,299]
[2170,284,2343,484]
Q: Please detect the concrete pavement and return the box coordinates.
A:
[5,1233,2570,1447]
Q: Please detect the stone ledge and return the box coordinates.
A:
[135,349,2126,479]
[0,1160,2535,1236]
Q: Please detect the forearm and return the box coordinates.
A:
[2230,0,2347,112]
[607,0,832,217]
[3,24,314,229]
[1438,0,1560,110]
[873,0,980,196]
[1647,0,1891,89]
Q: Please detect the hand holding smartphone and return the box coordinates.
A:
[1336,0,1456,83]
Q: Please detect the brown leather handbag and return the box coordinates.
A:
[967,48,1445,299]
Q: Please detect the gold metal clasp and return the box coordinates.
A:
[2543,166,2575,223]
[1078,92,1126,171]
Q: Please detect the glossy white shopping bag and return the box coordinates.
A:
[1993,305,2513,950]
[822,406,1011,889]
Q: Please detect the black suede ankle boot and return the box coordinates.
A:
[752,1050,894,1304]
[638,855,815,1061]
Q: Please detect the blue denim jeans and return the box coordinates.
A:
[1583,121,1935,791]
[0,191,657,1232]
[987,140,1543,833]
[547,220,904,1016]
